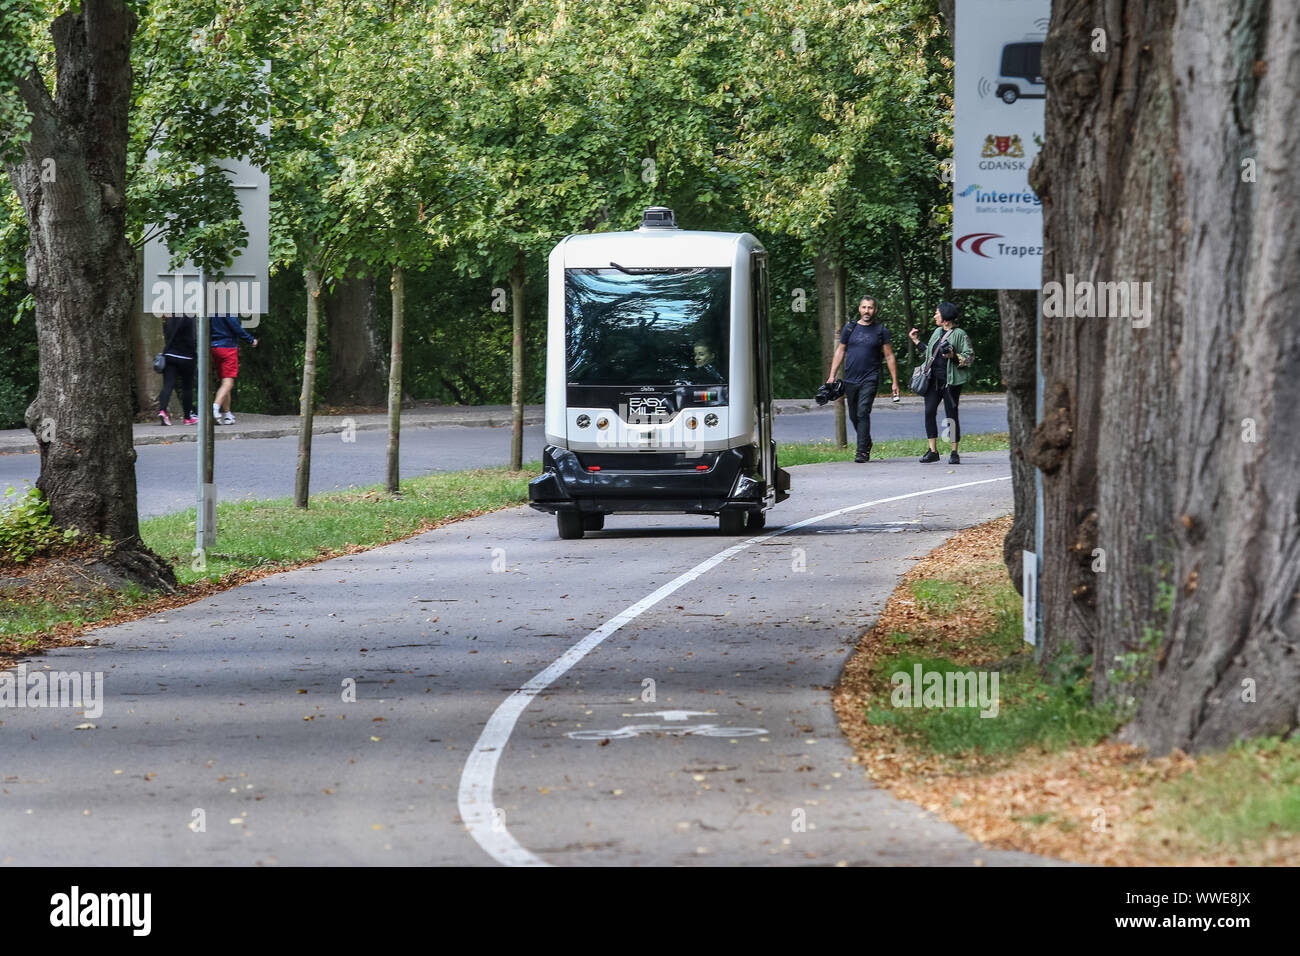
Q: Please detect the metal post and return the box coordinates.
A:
[195,264,215,550]
[1033,289,1045,659]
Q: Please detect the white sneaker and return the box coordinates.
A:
[221,412,235,425]
[212,403,222,422]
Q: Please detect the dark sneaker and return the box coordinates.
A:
[949,451,961,464]
[920,450,940,463]
[854,454,869,463]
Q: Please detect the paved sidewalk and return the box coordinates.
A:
[0,395,1007,455]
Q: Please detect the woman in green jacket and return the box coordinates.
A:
[909,301,974,464]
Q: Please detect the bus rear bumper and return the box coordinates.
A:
[528,445,766,516]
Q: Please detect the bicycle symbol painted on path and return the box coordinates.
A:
[566,723,768,741]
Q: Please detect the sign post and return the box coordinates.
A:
[143,71,269,555]
[953,0,1049,647]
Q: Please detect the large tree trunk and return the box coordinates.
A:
[2,1,173,589]
[294,266,322,509]
[998,288,1037,594]
[324,270,387,408]
[1035,0,1299,753]
[509,247,525,471]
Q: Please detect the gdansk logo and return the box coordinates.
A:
[981,134,1024,157]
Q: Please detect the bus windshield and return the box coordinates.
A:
[565,267,730,387]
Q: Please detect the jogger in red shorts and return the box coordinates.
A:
[210,314,258,424]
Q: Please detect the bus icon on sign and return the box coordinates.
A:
[996,41,1044,104]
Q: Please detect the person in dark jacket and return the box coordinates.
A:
[210,314,258,425]
[909,301,974,464]
[826,296,900,462]
[157,314,197,425]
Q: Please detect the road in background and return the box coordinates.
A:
[0,400,1007,518]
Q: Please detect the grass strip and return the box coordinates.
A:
[778,431,1008,466]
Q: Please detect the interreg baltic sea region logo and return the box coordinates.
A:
[0,663,104,718]
[891,664,1000,718]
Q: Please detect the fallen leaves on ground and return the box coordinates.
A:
[832,514,1300,867]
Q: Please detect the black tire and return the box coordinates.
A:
[557,512,584,540]
[719,511,746,535]
[582,514,605,531]
[747,510,766,530]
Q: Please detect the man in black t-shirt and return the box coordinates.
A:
[826,297,900,462]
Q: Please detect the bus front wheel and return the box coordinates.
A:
[719,511,746,535]
[557,512,585,539]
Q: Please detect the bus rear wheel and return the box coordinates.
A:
[719,511,746,535]
[582,514,605,531]
[557,512,585,539]
[747,510,766,530]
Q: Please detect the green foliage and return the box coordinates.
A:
[868,651,1123,756]
[2,0,1002,416]
[1156,737,1300,845]
[911,578,964,615]
[0,484,77,563]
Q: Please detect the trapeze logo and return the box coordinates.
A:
[955,232,1003,258]
[956,233,1041,260]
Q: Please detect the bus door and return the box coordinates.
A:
[751,251,775,503]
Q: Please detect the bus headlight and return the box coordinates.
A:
[576,414,591,428]
[596,417,609,430]
[704,413,718,427]
[686,416,698,429]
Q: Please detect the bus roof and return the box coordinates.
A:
[556,228,760,270]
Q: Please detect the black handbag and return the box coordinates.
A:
[909,331,951,395]
[153,352,167,373]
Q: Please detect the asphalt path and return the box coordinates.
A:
[0,400,1007,518]
[0,451,1055,866]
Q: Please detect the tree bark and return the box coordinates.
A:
[832,262,847,446]
[324,270,387,408]
[998,288,1037,594]
[294,266,322,509]
[815,251,847,446]
[2,1,173,589]
[385,265,405,496]
[129,247,166,417]
[890,223,917,368]
[1036,0,1299,752]
[509,247,525,471]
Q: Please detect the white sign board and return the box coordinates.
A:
[143,64,270,320]
[142,152,270,321]
[952,0,1048,290]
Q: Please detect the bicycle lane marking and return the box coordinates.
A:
[457,476,1012,866]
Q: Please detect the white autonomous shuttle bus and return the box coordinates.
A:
[529,207,790,539]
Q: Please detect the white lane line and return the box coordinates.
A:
[457,475,1011,866]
